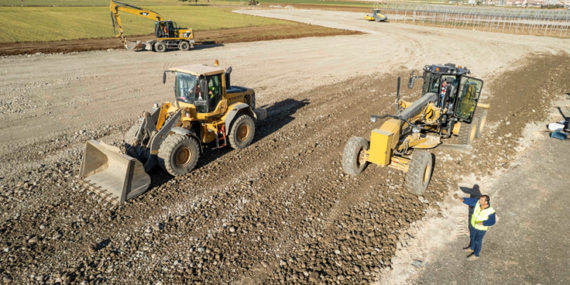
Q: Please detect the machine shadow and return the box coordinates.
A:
[147,98,310,189]
[134,44,223,53]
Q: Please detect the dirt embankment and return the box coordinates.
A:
[1,52,568,284]
[0,23,361,56]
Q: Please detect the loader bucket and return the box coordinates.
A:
[80,140,151,204]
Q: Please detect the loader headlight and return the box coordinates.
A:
[370,115,377,123]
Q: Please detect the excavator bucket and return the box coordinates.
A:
[80,140,151,204]
[124,40,142,50]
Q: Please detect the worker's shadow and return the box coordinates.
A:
[557,107,569,121]
[460,184,482,227]
[148,98,310,188]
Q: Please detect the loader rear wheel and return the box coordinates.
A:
[155,42,167,53]
[158,134,199,176]
[474,109,487,138]
[405,151,433,195]
[228,114,255,150]
[342,136,369,176]
[457,118,479,145]
[179,41,190,51]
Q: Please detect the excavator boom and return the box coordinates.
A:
[110,0,164,49]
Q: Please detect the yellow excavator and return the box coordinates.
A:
[343,64,489,194]
[110,0,194,52]
[80,61,267,204]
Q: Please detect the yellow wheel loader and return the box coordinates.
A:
[343,63,489,194]
[110,0,194,52]
[79,62,267,204]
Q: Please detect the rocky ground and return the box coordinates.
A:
[1,52,568,284]
[1,8,570,285]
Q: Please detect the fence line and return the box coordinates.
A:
[376,4,570,37]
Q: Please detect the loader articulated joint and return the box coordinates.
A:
[143,108,184,172]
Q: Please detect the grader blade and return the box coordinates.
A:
[80,140,151,204]
[438,144,473,154]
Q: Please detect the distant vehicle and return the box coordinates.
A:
[364,8,388,22]
[110,0,194,52]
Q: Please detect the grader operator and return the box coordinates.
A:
[343,63,488,194]
[110,0,194,52]
[80,62,267,204]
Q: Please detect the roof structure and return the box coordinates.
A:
[168,64,225,76]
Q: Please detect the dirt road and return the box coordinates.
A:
[1,9,569,284]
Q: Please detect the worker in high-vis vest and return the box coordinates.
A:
[454,194,496,260]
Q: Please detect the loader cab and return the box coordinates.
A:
[169,64,227,114]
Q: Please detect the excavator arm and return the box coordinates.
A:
[110,0,164,49]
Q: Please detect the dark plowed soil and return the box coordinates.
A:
[0,53,569,284]
[0,24,361,56]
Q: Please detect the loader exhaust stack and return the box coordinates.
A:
[80,140,151,203]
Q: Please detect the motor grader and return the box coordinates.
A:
[342,63,488,194]
[79,62,267,203]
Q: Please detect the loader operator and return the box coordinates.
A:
[454,194,496,260]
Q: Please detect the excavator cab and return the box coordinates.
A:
[155,21,176,38]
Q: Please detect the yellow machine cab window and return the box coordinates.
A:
[174,72,197,104]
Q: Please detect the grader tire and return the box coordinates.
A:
[474,109,487,138]
[158,134,200,176]
[342,136,369,176]
[228,114,255,150]
[457,118,479,145]
[405,151,434,195]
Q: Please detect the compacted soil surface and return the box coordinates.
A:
[1,9,569,285]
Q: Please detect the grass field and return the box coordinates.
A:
[0,0,181,7]
[1,0,370,7]
[0,6,297,42]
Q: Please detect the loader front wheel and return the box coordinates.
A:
[405,151,433,195]
[474,109,487,138]
[124,121,142,142]
[458,118,479,145]
[155,42,167,53]
[342,136,369,176]
[228,114,255,150]
[158,134,200,176]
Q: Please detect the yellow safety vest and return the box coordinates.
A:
[471,202,495,231]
